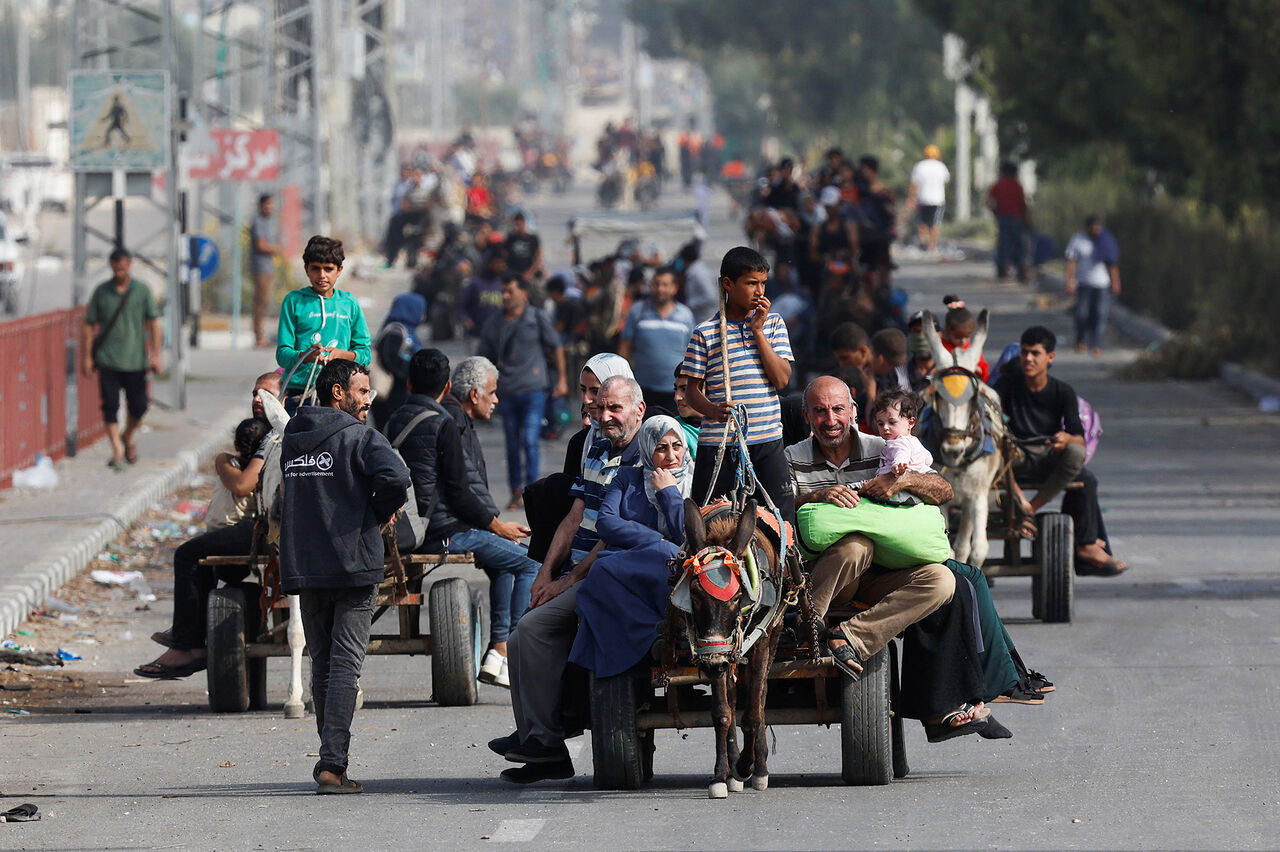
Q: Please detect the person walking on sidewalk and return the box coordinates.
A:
[986,162,1028,282]
[1064,215,1121,355]
[280,359,410,794]
[81,247,163,470]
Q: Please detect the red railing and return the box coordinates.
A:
[0,307,104,486]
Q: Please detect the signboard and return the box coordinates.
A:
[69,71,170,172]
[188,236,220,280]
[187,130,281,182]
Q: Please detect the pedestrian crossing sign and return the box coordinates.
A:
[69,71,170,172]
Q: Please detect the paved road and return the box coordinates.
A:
[3,183,1279,850]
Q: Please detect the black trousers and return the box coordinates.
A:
[691,437,794,524]
[170,519,254,650]
[896,577,987,721]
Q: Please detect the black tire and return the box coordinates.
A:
[429,578,478,706]
[840,645,893,786]
[888,640,909,780]
[1037,513,1074,623]
[241,583,268,711]
[590,673,646,790]
[207,587,250,713]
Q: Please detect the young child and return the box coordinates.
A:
[276,235,372,404]
[682,246,795,521]
[871,389,933,505]
[206,418,272,530]
[940,294,990,382]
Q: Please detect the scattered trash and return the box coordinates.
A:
[11,455,58,489]
[56,649,83,662]
[1,803,41,821]
[15,630,34,637]
[43,596,80,615]
[1,684,32,691]
[173,500,207,518]
[1,709,31,716]
[89,570,155,601]
[1,640,31,652]
[58,614,79,623]
[119,630,133,641]
[218,761,235,768]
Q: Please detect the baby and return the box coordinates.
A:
[871,389,933,503]
[206,418,272,530]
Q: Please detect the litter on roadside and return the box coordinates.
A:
[89,570,156,601]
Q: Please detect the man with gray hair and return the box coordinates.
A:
[489,374,646,784]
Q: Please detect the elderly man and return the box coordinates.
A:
[787,375,987,739]
[490,375,646,784]
[281,360,409,793]
[387,350,537,690]
[134,371,283,679]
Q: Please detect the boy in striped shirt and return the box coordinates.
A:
[681,246,795,521]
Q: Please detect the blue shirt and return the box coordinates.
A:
[567,435,642,556]
[621,299,696,392]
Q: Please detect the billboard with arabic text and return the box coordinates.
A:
[187,129,281,182]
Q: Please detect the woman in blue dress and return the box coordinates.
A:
[569,415,692,678]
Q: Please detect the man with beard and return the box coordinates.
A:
[280,360,410,793]
[617,265,694,415]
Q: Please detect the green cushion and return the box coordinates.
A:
[796,500,950,569]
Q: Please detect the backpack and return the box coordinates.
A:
[389,408,438,550]
[369,322,412,398]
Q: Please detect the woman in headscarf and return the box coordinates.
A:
[569,415,693,678]
[370,292,427,426]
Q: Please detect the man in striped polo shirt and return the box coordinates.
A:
[787,376,956,674]
[493,375,645,783]
[682,246,795,521]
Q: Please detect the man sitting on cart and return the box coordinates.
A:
[786,376,987,738]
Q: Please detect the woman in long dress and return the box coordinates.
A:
[569,415,692,678]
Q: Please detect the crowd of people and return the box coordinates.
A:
[101,129,1132,793]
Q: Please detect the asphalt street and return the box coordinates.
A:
[2,183,1279,850]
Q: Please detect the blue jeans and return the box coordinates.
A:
[995,216,1025,277]
[1074,286,1111,350]
[446,527,539,644]
[498,390,546,494]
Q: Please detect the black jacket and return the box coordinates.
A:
[385,393,497,542]
[280,406,409,593]
[442,391,488,489]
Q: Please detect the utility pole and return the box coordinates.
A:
[943,33,974,223]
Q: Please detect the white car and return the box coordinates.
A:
[0,213,28,316]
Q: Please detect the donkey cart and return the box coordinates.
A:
[199,548,484,714]
[589,618,908,790]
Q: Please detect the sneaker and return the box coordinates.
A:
[478,649,504,685]
[494,656,510,689]
[505,739,570,765]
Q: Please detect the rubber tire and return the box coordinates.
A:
[207,587,251,713]
[1037,513,1075,623]
[590,673,646,790]
[469,584,488,678]
[429,577,478,706]
[840,645,893,786]
[888,640,909,779]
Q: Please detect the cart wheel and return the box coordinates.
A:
[888,640,909,779]
[429,578,478,706]
[207,587,250,713]
[840,645,893,786]
[1037,513,1074,623]
[590,673,647,790]
[470,584,488,678]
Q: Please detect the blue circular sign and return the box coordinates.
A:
[189,236,219,280]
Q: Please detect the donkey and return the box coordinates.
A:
[919,309,1008,568]
[673,498,784,798]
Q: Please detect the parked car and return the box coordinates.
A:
[1,153,71,214]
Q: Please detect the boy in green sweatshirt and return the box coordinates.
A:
[276,235,372,402]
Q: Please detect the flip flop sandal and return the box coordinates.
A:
[107,457,127,472]
[1,803,40,822]
[824,628,864,682]
[924,703,990,743]
[1076,558,1127,577]
[132,659,207,679]
[150,630,176,648]
[316,776,363,794]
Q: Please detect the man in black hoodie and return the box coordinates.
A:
[281,360,410,794]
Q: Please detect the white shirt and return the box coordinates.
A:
[1065,233,1113,288]
[910,158,951,206]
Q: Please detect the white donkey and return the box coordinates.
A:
[919,310,1008,568]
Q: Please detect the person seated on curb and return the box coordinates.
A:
[134,372,283,679]
[489,376,646,784]
[386,349,539,689]
[993,325,1127,576]
[786,376,990,742]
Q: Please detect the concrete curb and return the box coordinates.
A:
[0,410,244,642]
[1035,268,1277,404]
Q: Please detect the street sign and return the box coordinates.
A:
[187,130,281,182]
[188,235,220,280]
[69,71,170,172]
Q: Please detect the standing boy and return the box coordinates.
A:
[280,360,410,793]
[276,236,372,406]
[681,246,795,521]
[82,247,163,469]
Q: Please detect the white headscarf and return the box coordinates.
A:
[638,415,693,536]
[579,353,636,467]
